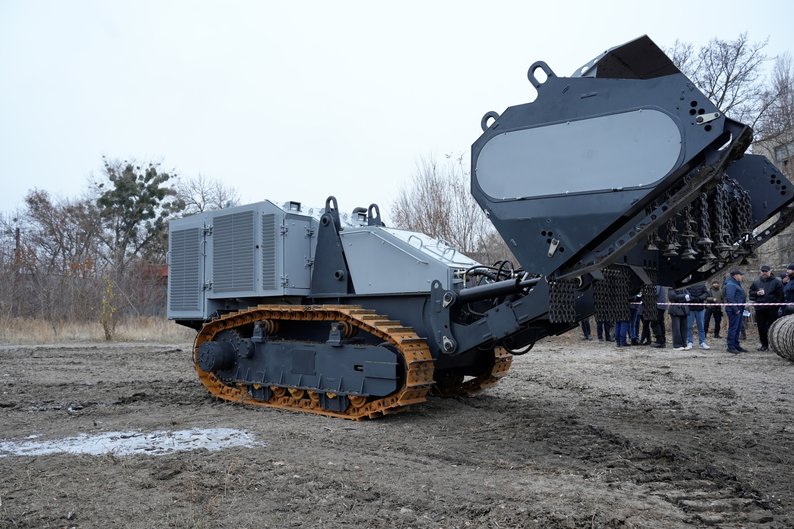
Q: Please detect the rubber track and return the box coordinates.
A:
[193,305,435,420]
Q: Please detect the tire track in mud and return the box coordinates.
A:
[448,374,789,528]
[2,339,793,528]
[1,377,211,441]
[3,379,203,410]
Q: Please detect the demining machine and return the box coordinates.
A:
[167,36,794,419]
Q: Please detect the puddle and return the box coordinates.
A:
[0,428,264,457]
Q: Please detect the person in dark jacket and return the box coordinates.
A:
[614,294,634,347]
[783,264,794,316]
[596,320,612,341]
[725,270,747,354]
[685,282,710,349]
[668,288,691,350]
[652,286,667,348]
[704,279,724,338]
[629,292,642,345]
[749,265,784,351]
[639,312,652,345]
[581,317,593,340]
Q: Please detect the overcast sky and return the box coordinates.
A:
[1,0,791,220]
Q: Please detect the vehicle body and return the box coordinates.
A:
[168,36,794,418]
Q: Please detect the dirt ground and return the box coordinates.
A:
[1,330,793,529]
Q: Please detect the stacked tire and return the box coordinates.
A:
[768,314,794,361]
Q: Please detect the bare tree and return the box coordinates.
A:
[755,53,794,263]
[668,33,769,128]
[22,190,100,276]
[1,191,104,323]
[0,157,203,328]
[175,174,240,215]
[391,154,511,263]
[756,53,794,151]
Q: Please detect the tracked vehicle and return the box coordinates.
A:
[168,36,794,418]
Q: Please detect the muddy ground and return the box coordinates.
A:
[1,331,793,529]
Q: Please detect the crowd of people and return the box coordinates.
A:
[580,264,794,354]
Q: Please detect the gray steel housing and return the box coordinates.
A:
[341,227,479,296]
[167,201,480,321]
[167,201,317,320]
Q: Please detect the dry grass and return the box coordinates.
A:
[0,315,196,344]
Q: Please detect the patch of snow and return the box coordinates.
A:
[0,428,264,457]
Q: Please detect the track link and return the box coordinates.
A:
[193,305,434,420]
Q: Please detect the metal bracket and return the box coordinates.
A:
[441,336,457,353]
[696,112,720,124]
[547,238,560,257]
[327,323,343,347]
[442,291,456,308]
[251,321,267,343]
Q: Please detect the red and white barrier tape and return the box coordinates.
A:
[634,302,790,307]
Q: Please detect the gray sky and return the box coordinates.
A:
[1,0,791,220]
